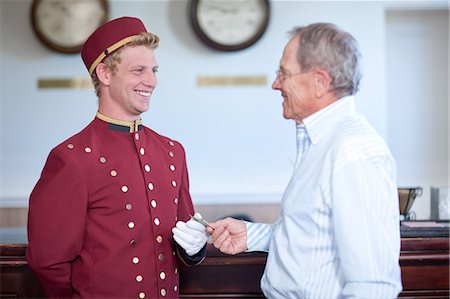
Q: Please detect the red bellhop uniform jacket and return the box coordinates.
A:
[26,116,205,299]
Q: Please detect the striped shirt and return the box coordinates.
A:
[246,96,402,298]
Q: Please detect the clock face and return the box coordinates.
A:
[31,0,108,54]
[191,0,270,51]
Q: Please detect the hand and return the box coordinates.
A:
[172,218,208,256]
[208,217,247,255]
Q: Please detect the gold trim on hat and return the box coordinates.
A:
[88,35,138,74]
[96,112,142,133]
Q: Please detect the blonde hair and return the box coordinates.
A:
[91,32,160,97]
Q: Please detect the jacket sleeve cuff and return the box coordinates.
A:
[175,243,207,266]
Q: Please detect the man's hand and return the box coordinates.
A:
[208,217,247,255]
[172,219,208,256]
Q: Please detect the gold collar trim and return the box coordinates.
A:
[96,112,142,133]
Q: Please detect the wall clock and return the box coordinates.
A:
[190,0,270,52]
[30,0,108,54]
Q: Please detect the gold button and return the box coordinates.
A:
[169,165,175,171]
[135,133,140,141]
[168,151,174,158]
[99,156,107,163]
[168,140,174,146]
[136,275,143,282]
[160,272,166,280]
[151,200,157,208]
[173,285,178,292]
[128,222,135,229]
[160,289,166,297]
[174,198,178,205]
[156,236,162,243]
[144,164,150,172]
[158,253,164,261]
[110,170,118,177]
[125,203,132,210]
[171,181,177,187]
[121,186,128,192]
[140,148,145,155]
[67,143,74,149]
[132,257,139,264]
[148,183,154,191]
[139,292,145,299]
[85,147,92,153]
[154,218,160,226]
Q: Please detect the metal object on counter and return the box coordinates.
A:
[398,187,423,220]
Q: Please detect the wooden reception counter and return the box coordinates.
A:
[1,225,448,298]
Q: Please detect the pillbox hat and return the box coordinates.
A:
[81,16,148,74]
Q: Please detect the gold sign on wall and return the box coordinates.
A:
[38,78,93,89]
[197,75,267,87]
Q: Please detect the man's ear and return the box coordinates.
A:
[95,63,110,86]
[314,68,332,98]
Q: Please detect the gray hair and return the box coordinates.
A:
[290,23,362,96]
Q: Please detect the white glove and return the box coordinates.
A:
[172,218,209,256]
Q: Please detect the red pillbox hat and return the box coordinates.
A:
[81,17,148,74]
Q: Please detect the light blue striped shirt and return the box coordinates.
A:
[246,96,402,298]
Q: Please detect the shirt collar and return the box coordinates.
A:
[302,96,356,144]
[96,112,143,133]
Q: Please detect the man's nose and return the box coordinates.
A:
[143,72,157,86]
[272,77,280,90]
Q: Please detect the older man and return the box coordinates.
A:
[208,23,402,298]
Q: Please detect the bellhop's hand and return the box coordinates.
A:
[172,218,208,256]
[208,218,247,255]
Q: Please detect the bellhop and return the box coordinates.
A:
[26,16,206,299]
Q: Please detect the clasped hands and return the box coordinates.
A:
[172,214,247,256]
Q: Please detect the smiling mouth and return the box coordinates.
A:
[136,90,151,97]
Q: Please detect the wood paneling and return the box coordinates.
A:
[1,237,448,299]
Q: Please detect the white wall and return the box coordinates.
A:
[0,1,448,220]
[386,9,449,219]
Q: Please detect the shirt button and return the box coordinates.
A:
[175,268,178,275]
[132,257,139,264]
[171,181,177,187]
[158,253,164,261]
[125,203,133,210]
[151,200,157,208]
[160,272,166,280]
[121,185,128,193]
[173,285,178,292]
[136,275,143,282]
[169,165,175,171]
[154,218,160,226]
[128,222,135,229]
[135,133,140,141]
[110,170,118,177]
[140,148,145,155]
[67,143,74,149]
[168,140,174,146]
[99,156,107,163]
[130,240,136,246]
[144,164,150,172]
[156,236,162,243]
[148,183,154,191]
[160,289,166,297]
[168,151,174,158]
[174,198,178,205]
[85,147,92,153]
[139,292,145,299]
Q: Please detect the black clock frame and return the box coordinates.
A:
[190,0,270,52]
